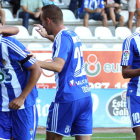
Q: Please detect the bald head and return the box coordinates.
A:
[42,5,63,25]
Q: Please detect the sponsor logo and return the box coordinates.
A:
[69,80,76,86]
[85,54,101,77]
[106,90,130,123]
[123,50,130,61]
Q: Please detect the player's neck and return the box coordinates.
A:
[53,24,65,38]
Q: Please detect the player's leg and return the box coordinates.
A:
[126,95,140,140]
[128,12,135,30]
[75,135,91,140]
[134,127,140,140]
[70,96,92,140]
[127,0,136,30]
[46,102,78,140]
[12,104,38,140]
[108,8,117,26]
[0,111,12,140]
[83,13,89,27]
[46,131,63,140]
[136,10,140,28]
[115,13,124,27]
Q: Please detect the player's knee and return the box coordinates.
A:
[120,16,124,23]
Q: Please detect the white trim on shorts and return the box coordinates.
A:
[0,138,10,140]
[71,134,92,137]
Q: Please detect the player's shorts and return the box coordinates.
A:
[0,104,38,140]
[105,8,121,21]
[46,96,93,137]
[128,0,140,12]
[79,12,103,21]
[126,95,140,130]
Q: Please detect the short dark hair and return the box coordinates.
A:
[42,5,63,25]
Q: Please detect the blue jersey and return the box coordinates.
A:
[121,32,140,96]
[52,28,91,103]
[80,0,104,14]
[0,36,38,111]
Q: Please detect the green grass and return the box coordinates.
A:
[35,133,135,140]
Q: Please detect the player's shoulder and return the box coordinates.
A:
[124,32,140,44]
[2,36,24,49]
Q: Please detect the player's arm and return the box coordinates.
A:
[37,57,65,73]
[9,62,41,110]
[21,5,36,15]
[122,66,140,79]
[0,26,19,36]
[33,24,54,42]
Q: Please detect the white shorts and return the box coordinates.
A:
[128,0,140,12]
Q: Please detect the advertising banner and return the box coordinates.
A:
[37,89,131,128]
[34,50,129,89]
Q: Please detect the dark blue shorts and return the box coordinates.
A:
[0,105,38,140]
[46,96,93,137]
[79,12,103,21]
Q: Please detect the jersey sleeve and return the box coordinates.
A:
[121,38,134,66]
[7,37,36,68]
[53,35,71,61]
[20,0,27,6]
[38,0,43,8]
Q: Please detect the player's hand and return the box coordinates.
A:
[33,24,48,38]
[34,12,40,18]
[8,96,25,110]
[114,3,120,7]
[25,49,36,59]
[96,8,102,13]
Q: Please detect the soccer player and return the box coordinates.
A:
[34,5,92,140]
[0,26,41,140]
[121,31,140,139]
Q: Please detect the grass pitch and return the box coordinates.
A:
[35,133,135,140]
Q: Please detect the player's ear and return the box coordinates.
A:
[46,18,51,25]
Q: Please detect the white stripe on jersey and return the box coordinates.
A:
[54,33,62,58]
[55,72,59,91]
[1,42,25,110]
[53,28,67,59]
[122,32,139,66]
[2,86,9,111]
[2,38,35,64]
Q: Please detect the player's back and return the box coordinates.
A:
[52,29,91,103]
[0,36,38,111]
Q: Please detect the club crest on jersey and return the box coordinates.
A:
[69,80,76,86]
[2,59,6,66]
[123,50,130,60]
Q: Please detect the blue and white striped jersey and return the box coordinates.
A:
[52,28,91,103]
[121,31,140,96]
[80,0,104,14]
[0,36,38,111]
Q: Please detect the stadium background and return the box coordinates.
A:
[1,0,137,134]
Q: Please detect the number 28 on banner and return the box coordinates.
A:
[89,82,128,89]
